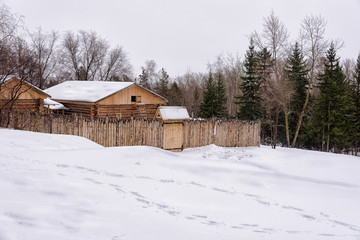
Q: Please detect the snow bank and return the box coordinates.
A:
[0,129,360,240]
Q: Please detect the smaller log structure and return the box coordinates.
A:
[155,106,190,151]
[0,77,50,113]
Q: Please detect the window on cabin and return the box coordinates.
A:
[131,96,142,103]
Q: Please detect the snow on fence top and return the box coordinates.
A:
[44,81,134,102]
[157,106,190,120]
[43,98,67,110]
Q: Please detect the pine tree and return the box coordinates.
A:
[236,41,261,121]
[215,71,228,118]
[310,43,354,152]
[284,42,308,145]
[199,72,218,118]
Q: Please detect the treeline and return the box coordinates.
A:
[1,5,359,154]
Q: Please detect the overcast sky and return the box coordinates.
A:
[2,0,360,77]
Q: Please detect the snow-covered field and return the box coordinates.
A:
[0,129,360,240]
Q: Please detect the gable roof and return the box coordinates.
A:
[44,81,166,103]
[1,76,51,98]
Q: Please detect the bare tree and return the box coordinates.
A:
[61,30,108,80]
[0,4,20,43]
[99,46,133,81]
[0,4,22,82]
[138,60,159,89]
[291,15,329,147]
[251,11,290,148]
[251,10,289,77]
[28,28,59,89]
[208,53,242,117]
[61,30,133,81]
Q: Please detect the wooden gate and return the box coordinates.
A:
[162,122,183,151]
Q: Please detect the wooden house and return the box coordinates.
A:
[156,106,190,151]
[0,76,50,113]
[45,81,167,119]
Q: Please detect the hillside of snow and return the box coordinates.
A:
[0,129,360,240]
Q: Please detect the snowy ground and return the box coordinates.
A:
[0,129,360,240]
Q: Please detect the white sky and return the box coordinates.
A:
[2,0,360,77]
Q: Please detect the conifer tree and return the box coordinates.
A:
[138,67,151,89]
[284,42,308,145]
[215,71,228,118]
[257,48,273,144]
[154,68,169,99]
[168,82,183,106]
[352,54,360,154]
[236,41,261,121]
[191,85,200,118]
[310,43,354,152]
[199,72,218,118]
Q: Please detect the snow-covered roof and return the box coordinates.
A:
[44,81,135,103]
[43,98,67,110]
[157,106,190,120]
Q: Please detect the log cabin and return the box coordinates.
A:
[0,76,50,113]
[45,81,167,119]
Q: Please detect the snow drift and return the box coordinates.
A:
[0,129,359,240]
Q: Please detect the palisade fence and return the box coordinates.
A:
[0,111,260,149]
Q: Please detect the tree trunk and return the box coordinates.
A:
[285,111,290,147]
[273,108,279,149]
[326,105,330,152]
[321,127,325,152]
[292,87,311,147]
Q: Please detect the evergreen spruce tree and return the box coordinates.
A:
[258,48,272,83]
[191,85,200,118]
[236,41,261,121]
[215,71,228,118]
[199,71,218,118]
[310,43,354,152]
[138,67,151,89]
[168,82,183,106]
[351,54,360,153]
[284,42,308,145]
[257,47,273,144]
[154,68,169,99]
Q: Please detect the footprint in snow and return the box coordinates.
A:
[212,187,233,194]
[105,172,125,178]
[282,205,303,212]
[301,214,316,221]
[84,178,103,184]
[76,166,100,174]
[56,164,69,168]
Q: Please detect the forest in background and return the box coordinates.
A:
[0,4,359,154]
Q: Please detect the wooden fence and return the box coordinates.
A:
[0,111,260,149]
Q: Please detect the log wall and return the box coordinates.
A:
[0,99,41,112]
